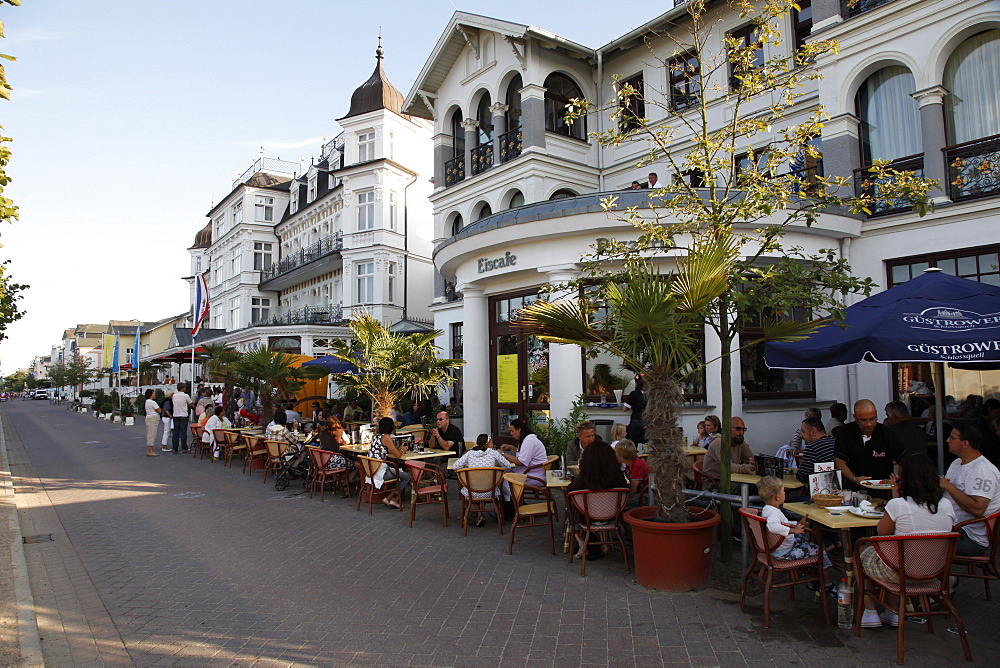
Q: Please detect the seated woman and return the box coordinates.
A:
[609,423,627,448]
[452,433,512,526]
[316,412,356,478]
[859,453,957,628]
[201,405,224,458]
[614,439,649,507]
[368,417,411,509]
[568,439,629,559]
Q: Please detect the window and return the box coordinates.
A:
[617,73,644,132]
[944,29,1000,145]
[229,248,241,277]
[308,177,316,202]
[126,347,134,364]
[857,67,920,164]
[888,245,1000,288]
[544,73,586,140]
[451,322,464,401]
[388,191,398,231]
[358,131,375,162]
[505,74,523,129]
[388,262,397,304]
[253,242,272,271]
[141,344,149,357]
[357,191,375,230]
[255,196,274,222]
[475,93,494,145]
[792,1,812,63]
[668,52,700,111]
[214,215,225,237]
[728,24,764,91]
[229,297,241,330]
[251,297,271,323]
[357,262,374,303]
[450,213,464,236]
[740,306,814,399]
[232,200,243,225]
[195,255,202,273]
[388,131,395,160]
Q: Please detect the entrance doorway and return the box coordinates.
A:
[489,290,550,436]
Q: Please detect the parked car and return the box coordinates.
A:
[31,389,50,400]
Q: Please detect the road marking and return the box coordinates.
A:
[173,492,205,499]
[83,441,101,444]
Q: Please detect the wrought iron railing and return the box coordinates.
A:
[233,157,300,189]
[853,154,924,217]
[784,159,825,196]
[321,132,345,162]
[260,232,343,282]
[250,304,345,327]
[499,126,522,163]
[444,156,465,187]
[945,133,1000,203]
[841,0,897,19]
[471,143,493,175]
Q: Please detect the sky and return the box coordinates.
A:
[0,0,648,374]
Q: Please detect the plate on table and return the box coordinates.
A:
[823,505,854,512]
[849,507,884,519]
[860,479,892,490]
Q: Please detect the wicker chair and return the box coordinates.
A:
[951,511,1000,600]
[262,440,289,485]
[503,472,557,555]
[356,455,401,514]
[853,532,971,664]
[738,507,830,628]
[455,467,506,535]
[568,489,630,576]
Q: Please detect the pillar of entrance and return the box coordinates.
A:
[544,266,583,421]
[458,284,489,438]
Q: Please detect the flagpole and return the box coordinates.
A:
[191,331,197,388]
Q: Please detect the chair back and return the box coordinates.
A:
[569,489,628,522]
[212,429,228,446]
[524,455,558,486]
[738,508,785,556]
[870,532,959,581]
[457,467,505,495]
[307,447,334,470]
[692,459,709,489]
[504,472,529,506]
[223,430,241,447]
[357,455,384,479]
[265,440,287,459]
[248,435,267,455]
[405,460,428,483]
[191,424,205,440]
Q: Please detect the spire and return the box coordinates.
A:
[341,35,404,120]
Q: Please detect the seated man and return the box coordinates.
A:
[826,402,848,437]
[564,421,596,467]
[427,411,464,456]
[788,407,822,450]
[883,400,927,460]
[342,399,364,423]
[940,423,1000,556]
[834,399,904,492]
[796,417,835,485]
[701,416,754,490]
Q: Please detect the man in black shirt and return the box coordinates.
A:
[428,411,464,456]
[834,399,904,491]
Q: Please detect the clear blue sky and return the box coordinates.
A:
[0,0,648,374]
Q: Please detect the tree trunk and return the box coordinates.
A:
[645,370,691,523]
[718,298,734,562]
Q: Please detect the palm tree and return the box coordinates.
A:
[199,342,241,421]
[224,345,310,425]
[324,312,464,420]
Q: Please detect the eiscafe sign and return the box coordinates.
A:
[478,251,517,274]
[903,307,1000,361]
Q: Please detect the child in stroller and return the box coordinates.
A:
[273,433,315,491]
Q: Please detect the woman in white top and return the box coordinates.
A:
[202,405,224,459]
[143,389,160,457]
[452,433,512,526]
[859,453,958,628]
[497,418,548,505]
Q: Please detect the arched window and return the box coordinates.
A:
[544,73,586,140]
[450,109,465,158]
[474,202,493,221]
[506,190,525,209]
[505,74,523,129]
[856,66,920,164]
[944,29,1000,145]
[450,213,464,236]
[549,189,577,200]
[475,92,494,145]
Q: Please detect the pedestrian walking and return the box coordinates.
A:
[171,383,195,454]
[143,388,160,457]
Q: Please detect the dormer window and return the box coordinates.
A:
[358,131,375,162]
[255,196,274,222]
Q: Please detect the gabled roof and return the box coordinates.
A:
[402,11,593,120]
[172,326,228,349]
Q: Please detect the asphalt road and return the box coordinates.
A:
[1,399,996,666]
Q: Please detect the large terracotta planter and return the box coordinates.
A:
[624,505,721,592]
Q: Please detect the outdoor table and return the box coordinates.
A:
[783,501,880,581]
[682,446,707,462]
[547,470,573,553]
[338,444,454,461]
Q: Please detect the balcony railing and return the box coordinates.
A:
[250,304,345,327]
[260,231,343,283]
[945,133,1000,203]
[499,126,522,163]
[444,156,465,186]
[841,0,897,19]
[471,143,493,176]
[854,154,924,217]
[784,159,825,196]
[233,156,300,189]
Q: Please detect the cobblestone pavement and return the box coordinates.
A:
[1,400,997,666]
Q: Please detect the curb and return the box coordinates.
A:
[0,415,44,667]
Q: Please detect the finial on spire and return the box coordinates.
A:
[376,29,384,59]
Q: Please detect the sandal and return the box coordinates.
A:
[382,498,401,509]
[147,452,160,457]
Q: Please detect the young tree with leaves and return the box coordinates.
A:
[0,1,26,342]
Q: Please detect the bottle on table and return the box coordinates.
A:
[837,578,853,629]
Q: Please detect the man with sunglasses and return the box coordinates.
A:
[701,416,755,490]
[428,410,464,456]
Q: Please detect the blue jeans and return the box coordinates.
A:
[172,416,189,452]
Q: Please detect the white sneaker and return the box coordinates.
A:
[879,610,899,627]
[861,609,882,628]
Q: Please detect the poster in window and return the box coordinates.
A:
[497,354,519,404]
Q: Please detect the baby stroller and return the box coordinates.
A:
[274,441,313,491]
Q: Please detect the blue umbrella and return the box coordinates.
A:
[765,269,1000,469]
[301,355,359,374]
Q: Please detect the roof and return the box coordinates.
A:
[389,318,436,334]
[192,221,212,249]
[341,41,405,120]
[172,327,228,348]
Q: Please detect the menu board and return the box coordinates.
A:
[497,354,519,403]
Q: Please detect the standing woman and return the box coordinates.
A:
[159,389,174,452]
[624,375,646,444]
[143,389,160,457]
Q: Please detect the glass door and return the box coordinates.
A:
[490,291,550,437]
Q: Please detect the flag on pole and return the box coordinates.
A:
[133,322,141,368]
[192,274,210,336]
[102,334,116,370]
[111,334,120,373]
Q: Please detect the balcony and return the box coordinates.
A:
[250,305,345,328]
[259,232,343,289]
[499,126,522,163]
[233,156,300,190]
[853,154,924,217]
[945,133,1000,203]
[471,143,493,176]
[841,0,898,19]
[444,156,465,187]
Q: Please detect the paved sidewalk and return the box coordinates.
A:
[2,401,998,666]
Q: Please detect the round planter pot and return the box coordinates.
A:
[624,505,722,592]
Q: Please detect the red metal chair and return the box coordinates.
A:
[404,461,449,528]
[189,424,210,459]
[356,455,401,514]
[306,447,348,501]
[951,510,1000,600]
[853,532,971,664]
[242,435,268,476]
[692,459,710,490]
[568,489,630,576]
[503,472,557,555]
[455,467,505,535]
[738,508,830,628]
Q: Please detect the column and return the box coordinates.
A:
[491,102,508,166]
[458,284,489,438]
[811,0,843,32]
[432,132,453,190]
[543,265,582,420]
[519,83,547,152]
[460,118,479,179]
[912,86,950,202]
[820,113,862,197]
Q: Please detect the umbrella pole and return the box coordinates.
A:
[931,362,946,474]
